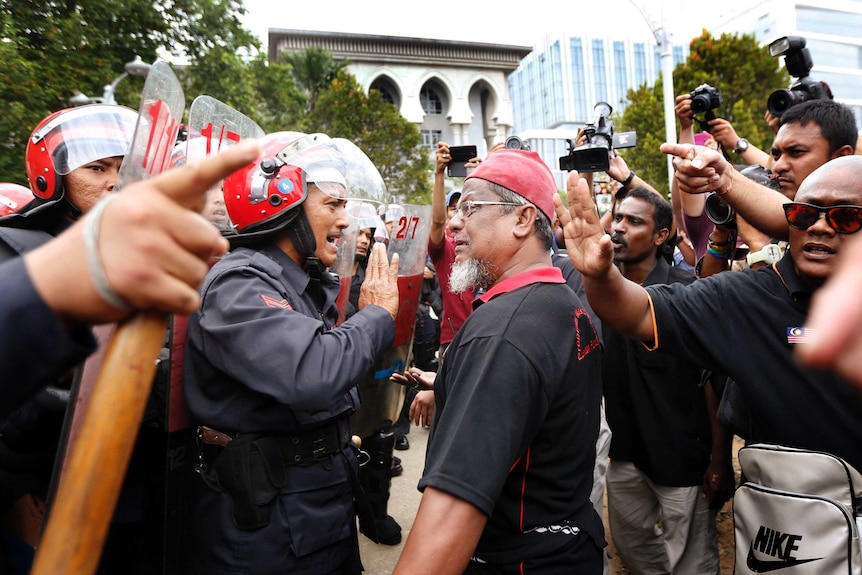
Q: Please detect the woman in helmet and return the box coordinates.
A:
[184,131,400,575]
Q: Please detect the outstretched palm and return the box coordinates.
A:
[553,173,614,279]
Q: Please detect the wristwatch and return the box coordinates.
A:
[734,138,750,155]
[746,244,781,267]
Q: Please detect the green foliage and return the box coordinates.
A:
[1,3,427,205]
[181,49,305,133]
[618,30,789,196]
[308,72,431,203]
[0,0,254,184]
[281,46,348,115]
[614,79,670,197]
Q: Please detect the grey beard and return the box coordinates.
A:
[449,259,495,293]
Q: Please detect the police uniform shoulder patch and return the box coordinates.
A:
[261,294,293,309]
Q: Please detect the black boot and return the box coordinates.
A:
[357,423,402,545]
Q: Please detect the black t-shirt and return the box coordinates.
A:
[603,258,710,487]
[647,253,862,471]
[420,267,605,565]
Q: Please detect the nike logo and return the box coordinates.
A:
[747,546,823,572]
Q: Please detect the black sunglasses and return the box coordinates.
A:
[783,202,862,234]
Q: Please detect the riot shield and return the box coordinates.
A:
[159,96,263,574]
[51,59,185,491]
[38,59,185,575]
[350,204,432,438]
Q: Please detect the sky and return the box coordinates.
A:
[241,0,755,52]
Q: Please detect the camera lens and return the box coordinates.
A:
[767,89,794,116]
[505,136,528,150]
[690,94,711,114]
[705,192,736,227]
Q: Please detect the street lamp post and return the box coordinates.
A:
[628,1,677,192]
[69,56,152,106]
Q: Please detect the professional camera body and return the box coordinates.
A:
[559,102,636,173]
[704,164,781,227]
[690,84,722,115]
[767,36,831,117]
[689,84,723,134]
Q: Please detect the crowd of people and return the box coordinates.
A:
[1,66,862,575]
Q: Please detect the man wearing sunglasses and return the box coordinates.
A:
[556,153,862,483]
[669,100,857,247]
[395,149,605,574]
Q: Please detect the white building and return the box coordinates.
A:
[268,29,531,158]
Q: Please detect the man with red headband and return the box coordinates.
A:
[394,150,605,574]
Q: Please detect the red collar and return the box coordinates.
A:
[475,267,565,308]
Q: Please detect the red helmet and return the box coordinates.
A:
[0,183,34,216]
[25,104,138,202]
[223,132,387,237]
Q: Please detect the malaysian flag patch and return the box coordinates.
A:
[787,327,815,344]
[261,294,293,309]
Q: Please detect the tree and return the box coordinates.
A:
[617,30,789,196]
[181,48,306,134]
[309,72,431,202]
[0,0,256,184]
[281,46,349,115]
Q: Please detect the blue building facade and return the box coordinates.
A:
[508,34,688,186]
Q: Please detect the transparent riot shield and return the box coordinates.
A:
[350,204,432,438]
[45,59,186,574]
[162,96,263,574]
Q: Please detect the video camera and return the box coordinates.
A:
[559,102,636,173]
[767,36,831,117]
[504,135,531,151]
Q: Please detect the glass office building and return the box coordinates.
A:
[714,0,862,127]
[508,34,688,186]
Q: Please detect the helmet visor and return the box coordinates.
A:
[277,135,388,211]
[35,105,138,175]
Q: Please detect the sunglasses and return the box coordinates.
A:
[783,202,862,234]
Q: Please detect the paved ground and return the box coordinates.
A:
[358,427,741,574]
[357,425,429,574]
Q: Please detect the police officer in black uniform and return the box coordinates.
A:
[184,131,399,575]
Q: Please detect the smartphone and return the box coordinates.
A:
[694,132,710,147]
[446,145,478,178]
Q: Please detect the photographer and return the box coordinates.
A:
[705,117,771,167]
[671,100,857,245]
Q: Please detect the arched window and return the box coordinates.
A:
[421,87,442,115]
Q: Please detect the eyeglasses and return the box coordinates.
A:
[783,202,862,234]
[453,200,522,220]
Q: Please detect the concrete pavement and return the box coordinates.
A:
[357,424,429,574]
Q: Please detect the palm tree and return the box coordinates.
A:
[281,47,348,114]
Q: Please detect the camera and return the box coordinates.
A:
[504,136,531,151]
[690,84,722,115]
[704,164,781,228]
[767,36,831,117]
[559,102,636,173]
[704,193,736,228]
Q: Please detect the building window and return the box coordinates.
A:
[421,87,443,115]
[593,39,608,103]
[633,43,647,88]
[570,38,587,120]
[421,129,442,148]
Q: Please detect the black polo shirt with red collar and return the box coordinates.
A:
[646,253,862,471]
[420,266,605,565]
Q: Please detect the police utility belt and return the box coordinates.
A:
[196,420,351,530]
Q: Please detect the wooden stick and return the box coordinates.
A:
[31,311,167,575]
